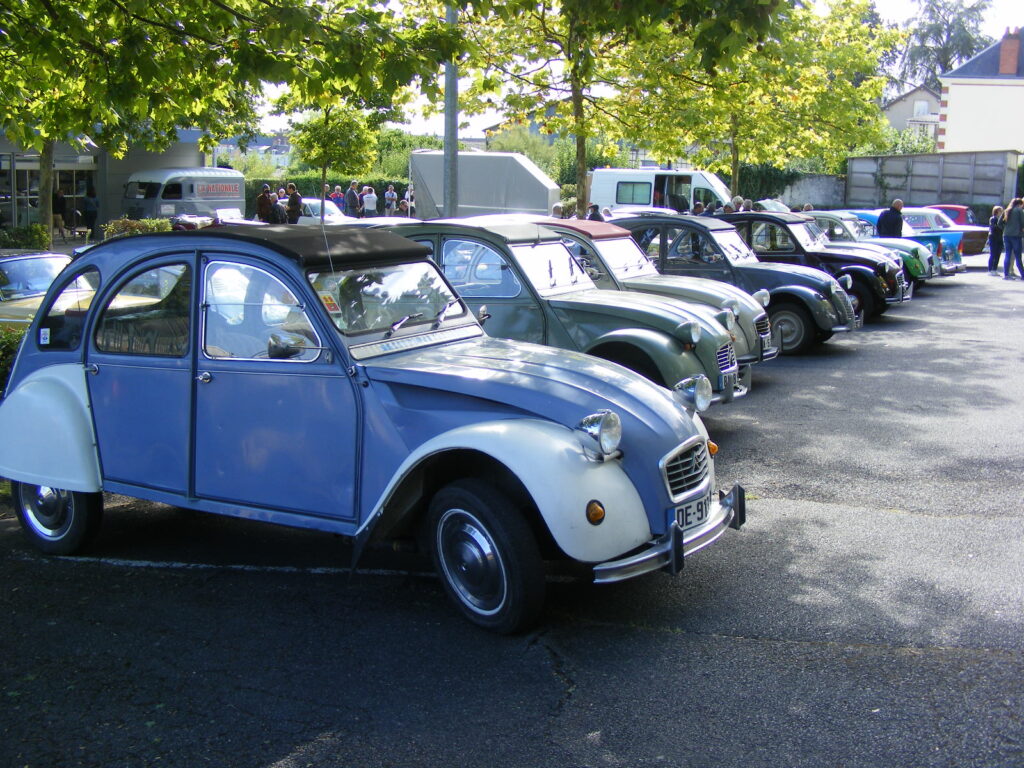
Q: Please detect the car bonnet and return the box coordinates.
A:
[365,335,699,448]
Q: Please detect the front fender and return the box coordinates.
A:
[362,419,653,563]
[0,363,101,492]
[838,265,887,300]
[585,327,704,388]
[769,285,835,331]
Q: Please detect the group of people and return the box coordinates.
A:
[986,198,1024,279]
[256,181,412,224]
[51,187,100,242]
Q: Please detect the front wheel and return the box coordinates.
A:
[428,479,545,634]
[847,278,878,319]
[12,482,103,555]
[768,302,814,354]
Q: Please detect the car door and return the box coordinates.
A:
[663,226,735,283]
[192,255,359,520]
[747,220,805,267]
[86,254,196,495]
[435,237,545,345]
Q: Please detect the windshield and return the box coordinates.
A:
[713,230,759,264]
[510,241,596,296]
[0,255,70,301]
[593,237,659,278]
[853,219,875,239]
[308,262,466,335]
[306,199,343,217]
[790,222,823,250]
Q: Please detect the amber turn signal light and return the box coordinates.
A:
[707,440,719,456]
[586,500,606,525]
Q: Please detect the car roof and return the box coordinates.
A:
[811,210,858,221]
[720,211,809,223]
[413,219,564,245]
[543,219,634,240]
[0,252,70,263]
[608,211,737,232]
[89,224,431,268]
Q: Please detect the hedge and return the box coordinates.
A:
[0,224,49,250]
[0,326,26,397]
[102,217,173,239]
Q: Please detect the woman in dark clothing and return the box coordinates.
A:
[987,205,1004,275]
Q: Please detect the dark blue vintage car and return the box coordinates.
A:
[0,225,746,633]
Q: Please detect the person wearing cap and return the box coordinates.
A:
[256,183,273,223]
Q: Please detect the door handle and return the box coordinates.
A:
[86,364,99,375]
[196,371,213,384]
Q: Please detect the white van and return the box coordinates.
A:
[587,168,732,214]
[122,167,245,219]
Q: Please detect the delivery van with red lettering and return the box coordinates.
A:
[122,167,245,220]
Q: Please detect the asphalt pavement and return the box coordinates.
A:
[1,256,1021,768]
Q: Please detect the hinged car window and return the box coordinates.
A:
[37,267,100,351]
[615,182,651,205]
[203,262,321,362]
[668,228,723,263]
[94,264,191,357]
[440,239,522,298]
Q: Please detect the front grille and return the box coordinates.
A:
[895,271,907,291]
[664,441,710,499]
[716,343,738,373]
[833,289,855,322]
[755,315,771,337]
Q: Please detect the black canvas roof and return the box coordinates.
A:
[166,224,431,266]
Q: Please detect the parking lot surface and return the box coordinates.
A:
[1,266,1022,768]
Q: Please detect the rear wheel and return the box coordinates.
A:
[428,479,545,634]
[12,482,103,555]
[768,302,814,354]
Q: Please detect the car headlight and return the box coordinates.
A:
[673,375,713,414]
[675,320,701,344]
[839,274,853,290]
[721,298,740,315]
[575,410,622,461]
[752,288,770,307]
[715,309,736,332]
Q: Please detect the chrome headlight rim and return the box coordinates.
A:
[672,374,713,414]
[715,309,736,332]
[675,320,701,345]
[575,410,623,461]
[751,288,771,307]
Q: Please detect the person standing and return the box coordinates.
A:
[1002,198,1024,280]
[586,203,604,221]
[344,181,360,218]
[383,185,398,216]
[876,199,904,237]
[987,205,1005,275]
[285,183,302,224]
[330,185,345,213]
[52,188,68,242]
[82,186,100,241]
[269,193,288,224]
[256,184,273,223]
[361,185,378,218]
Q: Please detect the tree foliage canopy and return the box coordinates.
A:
[606,0,900,191]
[897,0,993,90]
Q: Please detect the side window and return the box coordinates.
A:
[615,182,651,205]
[95,264,191,357]
[439,240,522,298]
[750,223,793,253]
[161,183,182,200]
[37,268,101,351]
[693,186,716,207]
[203,262,320,361]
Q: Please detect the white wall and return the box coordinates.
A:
[939,79,1024,153]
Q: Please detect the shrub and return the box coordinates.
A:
[0,224,50,250]
[102,217,173,239]
[0,326,26,396]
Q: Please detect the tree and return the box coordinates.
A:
[607,0,901,194]
[0,0,460,243]
[439,0,784,215]
[897,0,993,91]
[373,127,444,180]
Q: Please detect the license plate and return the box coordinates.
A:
[676,491,713,531]
[717,372,736,391]
[761,335,771,350]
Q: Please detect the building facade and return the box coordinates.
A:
[938,28,1024,153]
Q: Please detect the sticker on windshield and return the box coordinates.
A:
[39,328,50,345]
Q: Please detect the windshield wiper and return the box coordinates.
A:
[433,299,460,327]
[385,313,423,337]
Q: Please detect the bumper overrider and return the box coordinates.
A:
[592,483,746,584]
[885,271,913,304]
[737,333,780,365]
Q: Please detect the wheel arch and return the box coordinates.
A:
[586,327,700,388]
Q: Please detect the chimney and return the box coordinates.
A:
[999,27,1021,76]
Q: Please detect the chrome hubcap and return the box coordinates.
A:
[774,313,802,346]
[437,509,506,616]
[22,485,73,539]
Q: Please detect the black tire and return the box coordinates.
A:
[428,479,545,634]
[12,482,103,555]
[768,302,814,354]
[848,278,878,319]
[816,329,834,343]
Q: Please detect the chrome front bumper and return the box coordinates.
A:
[710,369,750,405]
[592,484,746,584]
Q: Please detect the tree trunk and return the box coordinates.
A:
[39,141,55,248]
[572,79,587,219]
[730,114,741,199]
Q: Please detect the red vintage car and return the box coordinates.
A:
[926,204,979,226]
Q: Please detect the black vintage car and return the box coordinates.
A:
[718,211,909,319]
[609,211,858,354]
